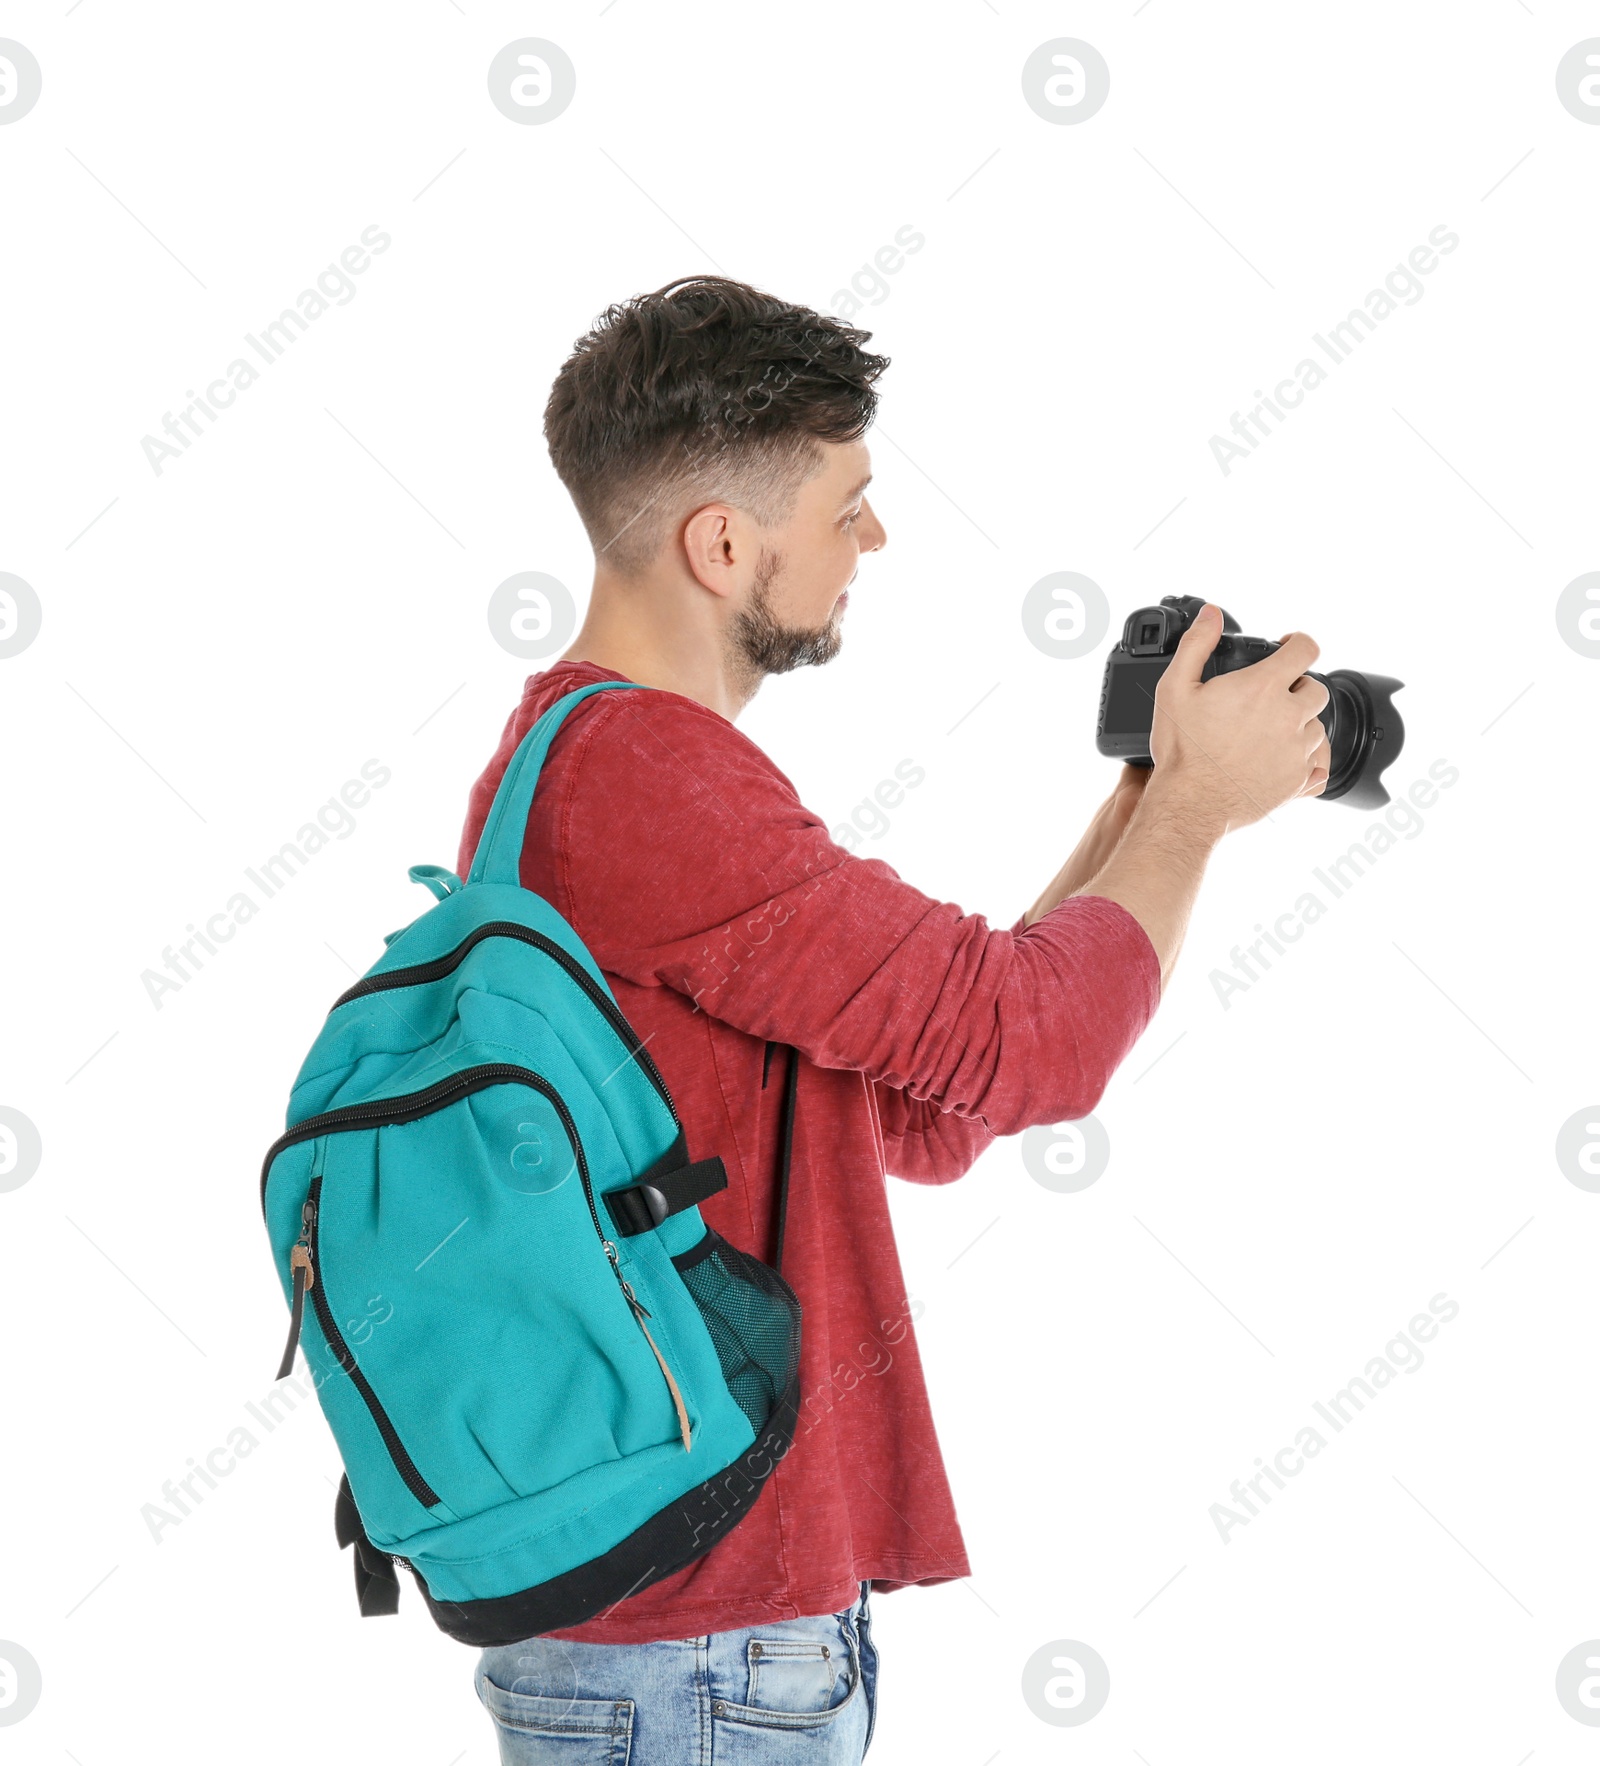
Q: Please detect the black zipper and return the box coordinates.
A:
[329,922,675,1123]
[261,1064,608,1243]
[300,1175,442,1509]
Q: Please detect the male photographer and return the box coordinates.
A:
[458,276,1330,1762]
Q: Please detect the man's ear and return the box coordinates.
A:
[681,503,744,598]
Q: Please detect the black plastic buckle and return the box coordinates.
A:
[635,1183,670,1228]
[605,1157,728,1237]
[606,1182,668,1237]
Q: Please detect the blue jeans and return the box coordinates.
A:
[476,1581,879,1764]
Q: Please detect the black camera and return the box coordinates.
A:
[1095,595,1405,809]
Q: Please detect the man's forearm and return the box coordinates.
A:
[1061,780,1223,990]
[1022,767,1147,927]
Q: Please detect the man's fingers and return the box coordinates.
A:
[1163,603,1224,688]
[1289,672,1332,722]
[1299,726,1332,792]
[1262,631,1321,683]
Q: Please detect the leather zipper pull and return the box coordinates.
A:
[632,1300,693,1453]
[275,1202,317,1380]
[605,1240,692,1451]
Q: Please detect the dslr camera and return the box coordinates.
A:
[1095,595,1405,809]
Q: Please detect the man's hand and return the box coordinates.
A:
[1028,604,1335,990]
[1301,715,1332,801]
[1149,604,1330,835]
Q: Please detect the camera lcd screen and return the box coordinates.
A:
[1103,658,1169,736]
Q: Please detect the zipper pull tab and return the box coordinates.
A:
[295,1198,317,1283]
[634,1306,693,1453]
[603,1239,652,1315]
[604,1239,689,1449]
[275,1201,317,1381]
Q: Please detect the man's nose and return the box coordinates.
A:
[858,497,887,552]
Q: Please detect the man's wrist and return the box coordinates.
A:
[1134,772,1231,853]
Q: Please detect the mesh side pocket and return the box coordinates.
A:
[672,1230,801,1436]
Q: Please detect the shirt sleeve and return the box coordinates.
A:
[871,1080,998,1185]
[547,690,1162,1137]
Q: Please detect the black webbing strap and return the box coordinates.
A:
[765,1042,800,1277]
[334,1473,400,1617]
[604,1156,728,1237]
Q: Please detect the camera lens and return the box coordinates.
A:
[1316,670,1405,808]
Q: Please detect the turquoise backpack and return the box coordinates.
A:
[259,680,803,1645]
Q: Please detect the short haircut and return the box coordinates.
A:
[544,276,889,574]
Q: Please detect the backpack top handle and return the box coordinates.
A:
[467,679,648,889]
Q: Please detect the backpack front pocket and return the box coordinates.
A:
[264,1063,701,1540]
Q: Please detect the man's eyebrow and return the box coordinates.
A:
[836,474,872,511]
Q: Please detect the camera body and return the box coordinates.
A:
[1095,594,1405,809]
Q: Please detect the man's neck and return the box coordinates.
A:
[562,569,757,722]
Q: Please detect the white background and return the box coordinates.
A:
[2,3,1597,1761]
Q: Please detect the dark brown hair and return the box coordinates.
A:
[544,275,889,574]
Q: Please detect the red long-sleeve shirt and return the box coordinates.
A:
[456,660,1161,1643]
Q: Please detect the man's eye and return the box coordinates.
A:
[841,509,861,528]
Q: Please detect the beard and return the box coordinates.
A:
[726,548,844,687]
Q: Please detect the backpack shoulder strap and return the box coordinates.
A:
[467,679,648,887]
[470,679,801,1270]
[765,1041,801,1276]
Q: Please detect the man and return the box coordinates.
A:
[458,276,1330,1762]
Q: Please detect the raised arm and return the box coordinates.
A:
[543,689,1163,1138]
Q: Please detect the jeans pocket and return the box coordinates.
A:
[747,1637,842,1715]
[476,1674,633,1765]
[712,1625,862,1735]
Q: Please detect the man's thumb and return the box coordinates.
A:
[1165,603,1223,686]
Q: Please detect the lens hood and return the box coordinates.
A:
[1319,671,1405,809]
